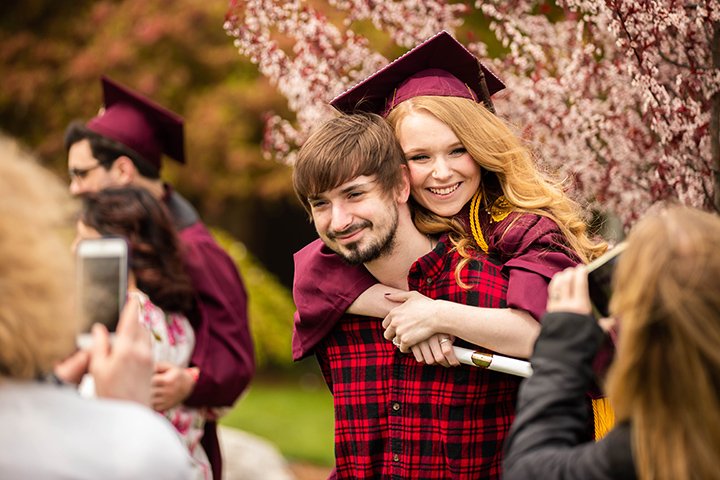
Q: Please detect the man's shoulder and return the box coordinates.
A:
[164,187,199,230]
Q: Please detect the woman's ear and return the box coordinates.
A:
[397,165,411,203]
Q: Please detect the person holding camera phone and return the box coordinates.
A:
[0,140,192,479]
[503,206,720,480]
[75,186,215,480]
[64,76,254,480]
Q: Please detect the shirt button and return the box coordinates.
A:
[392,402,400,411]
[425,277,433,285]
[393,454,400,462]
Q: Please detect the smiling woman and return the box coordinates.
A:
[396,109,481,218]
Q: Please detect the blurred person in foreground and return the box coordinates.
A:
[0,139,192,479]
[503,206,720,480]
[65,76,254,480]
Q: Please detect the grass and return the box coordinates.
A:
[220,364,335,466]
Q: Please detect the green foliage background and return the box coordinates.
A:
[212,228,294,368]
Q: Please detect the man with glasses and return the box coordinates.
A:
[64,76,254,480]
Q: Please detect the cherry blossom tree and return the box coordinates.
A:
[225,0,720,225]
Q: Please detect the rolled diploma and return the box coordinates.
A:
[453,346,533,378]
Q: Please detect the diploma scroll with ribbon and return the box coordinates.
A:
[453,346,533,378]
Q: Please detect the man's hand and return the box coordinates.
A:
[409,334,459,368]
[90,296,153,406]
[151,363,196,412]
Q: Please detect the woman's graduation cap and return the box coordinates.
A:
[330,31,504,117]
[86,76,185,170]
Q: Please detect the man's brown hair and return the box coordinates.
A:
[293,112,406,216]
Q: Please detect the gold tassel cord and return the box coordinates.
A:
[469,191,513,254]
[592,397,615,440]
[469,190,489,253]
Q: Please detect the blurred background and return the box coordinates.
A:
[1,1,335,476]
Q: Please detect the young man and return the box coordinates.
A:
[64,76,254,480]
[292,113,520,479]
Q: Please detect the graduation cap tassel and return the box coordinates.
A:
[476,60,496,114]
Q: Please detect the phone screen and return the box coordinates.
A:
[76,238,128,334]
[587,243,626,318]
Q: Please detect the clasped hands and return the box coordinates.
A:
[382,291,459,367]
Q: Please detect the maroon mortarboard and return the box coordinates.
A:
[86,76,185,170]
[331,30,504,116]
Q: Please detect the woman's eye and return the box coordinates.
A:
[408,154,429,162]
[450,147,467,156]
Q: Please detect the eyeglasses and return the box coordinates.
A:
[69,163,103,181]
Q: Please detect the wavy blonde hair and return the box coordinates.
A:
[606,206,720,480]
[386,96,606,263]
[0,138,78,379]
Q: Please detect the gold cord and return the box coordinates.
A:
[592,397,615,440]
[469,190,489,253]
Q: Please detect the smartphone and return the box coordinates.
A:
[586,242,627,318]
[75,237,129,345]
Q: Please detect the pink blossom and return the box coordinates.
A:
[225,0,720,227]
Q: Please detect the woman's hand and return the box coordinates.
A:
[547,266,592,315]
[382,291,442,347]
[151,363,197,412]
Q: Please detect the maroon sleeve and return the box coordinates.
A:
[292,238,377,361]
[179,222,254,407]
[494,214,580,322]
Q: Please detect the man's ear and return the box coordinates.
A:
[111,156,138,186]
[396,165,411,203]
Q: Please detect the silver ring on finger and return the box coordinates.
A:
[392,337,401,347]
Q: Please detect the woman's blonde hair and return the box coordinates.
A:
[607,206,720,480]
[386,96,605,263]
[0,138,78,379]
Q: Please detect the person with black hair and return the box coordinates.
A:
[65,77,254,480]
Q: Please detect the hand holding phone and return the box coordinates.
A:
[90,295,153,406]
[75,237,129,348]
[547,266,593,315]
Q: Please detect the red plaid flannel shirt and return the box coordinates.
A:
[315,235,521,479]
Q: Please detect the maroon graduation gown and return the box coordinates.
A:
[166,188,254,480]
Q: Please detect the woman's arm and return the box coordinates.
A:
[346,283,404,317]
[382,291,540,358]
[348,282,540,359]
